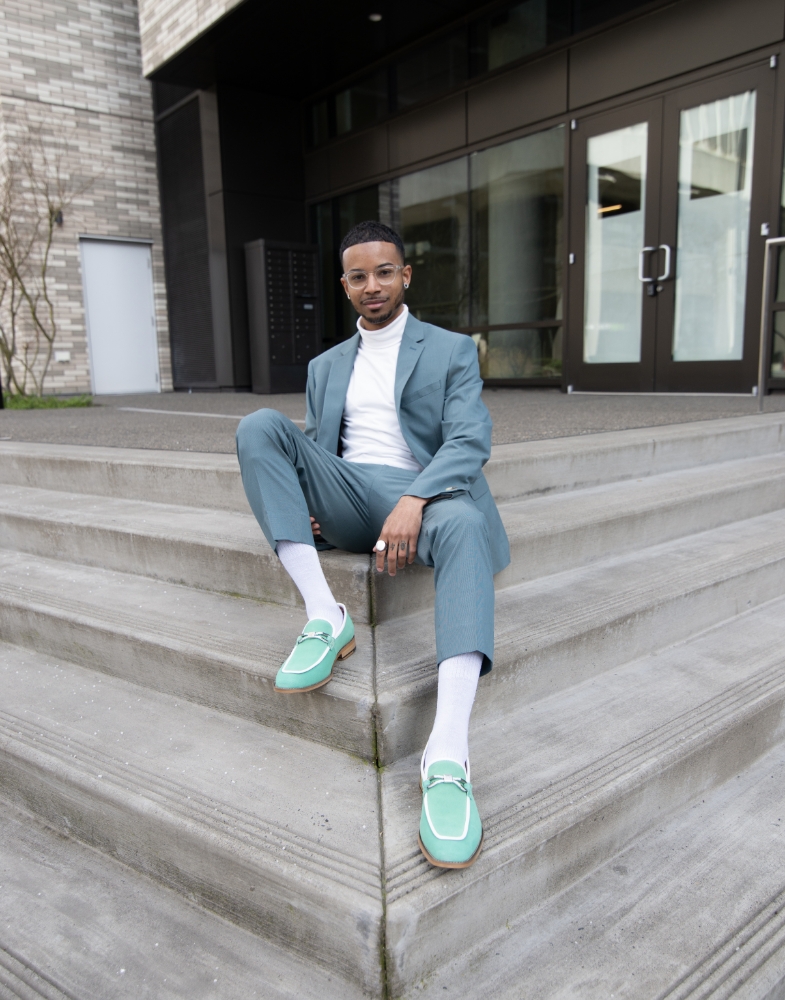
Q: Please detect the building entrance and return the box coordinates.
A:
[567,63,774,392]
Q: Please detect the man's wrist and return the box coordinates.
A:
[401,494,428,509]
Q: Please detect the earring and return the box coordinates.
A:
[403,283,409,289]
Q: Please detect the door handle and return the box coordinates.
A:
[657,244,673,282]
[638,246,656,283]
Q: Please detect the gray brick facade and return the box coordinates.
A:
[0,0,171,394]
[137,0,243,77]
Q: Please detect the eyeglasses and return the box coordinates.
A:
[342,264,405,289]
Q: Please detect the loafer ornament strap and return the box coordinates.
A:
[296,630,335,649]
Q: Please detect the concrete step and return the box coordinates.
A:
[2,412,785,508]
[0,643,384,997]
[0,800,368,1000]
[0,484,372,623]
[3,449,785,625]
[4,506,785,767]
[375,507,785,763]
[380,595,785,995]
[406,739,785,1000]
[0,550,376,760]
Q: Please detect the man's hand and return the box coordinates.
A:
[310,515,321,537]
[375,495,428,576]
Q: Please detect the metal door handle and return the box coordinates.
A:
[638,246,656,283]
[657,244,672,281]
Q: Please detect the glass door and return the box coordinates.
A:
[568,63,774,393]
[654,66,774,392]
[568,100,663,390]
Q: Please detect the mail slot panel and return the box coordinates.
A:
[245,239,322,393]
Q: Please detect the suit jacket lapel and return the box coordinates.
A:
[395,313,426,413]
[318,333,359,453]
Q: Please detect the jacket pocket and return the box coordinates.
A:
[401,379,441,403]
[468,475,490,500]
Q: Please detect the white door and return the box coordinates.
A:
[80,239,160,394]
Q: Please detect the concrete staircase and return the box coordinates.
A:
[1,413,785,998]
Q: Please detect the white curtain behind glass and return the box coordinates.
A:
[584,123,648,364]
[672,90,755,362]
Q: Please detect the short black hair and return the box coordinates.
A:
[339,220,405,267]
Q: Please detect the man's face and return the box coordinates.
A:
[340,241,413,327]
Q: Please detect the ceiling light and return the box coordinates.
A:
[369,13,382,21]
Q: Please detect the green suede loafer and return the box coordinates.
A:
[274,604,355,693]
[418,757,483,869]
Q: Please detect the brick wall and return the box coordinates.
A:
[0,0,171,395]
[136,0,244,77]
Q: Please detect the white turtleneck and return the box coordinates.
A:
[341,305,423,472]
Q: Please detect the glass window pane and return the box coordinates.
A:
[335,71,388,136]
[672,91,755,362]
[470,125,564,328]
[584,123,647,363]
[395,32,468,109]
[390,158,470,330]
[337,186,380,339]
[471,0,556,74]
[771,311,785,378]
[310,100,329,147]
[473,327,562,378]
[573,0,652,32]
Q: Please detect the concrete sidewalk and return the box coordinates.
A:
[2,388,785,452]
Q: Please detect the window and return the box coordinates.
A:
[470,0,568,75]
[335,71,389,136]
[394,32,468,110]
[312,125,565,380]
[310,186,380,345]
[310,100,330,147]
[305,0,655,145]
[382,158,470,330]
[470,125,565,377]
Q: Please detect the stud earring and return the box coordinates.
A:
[404,283,409,289]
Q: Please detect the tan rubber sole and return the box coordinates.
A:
[274,637,356,694]
[418,829,484,870]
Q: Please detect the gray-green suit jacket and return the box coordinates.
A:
[304,312,511,575]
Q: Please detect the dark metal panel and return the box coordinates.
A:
[156,96,217,389]
[244,239,271,393]
[245,239,322,394]
[467,52,568,144]
[569,0,785,109]
[388,92,466,169]
[199,91,234,387]
[329,128,389,191]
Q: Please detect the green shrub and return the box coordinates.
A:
[3,394,93,410]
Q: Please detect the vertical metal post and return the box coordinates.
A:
[758,237,785,412]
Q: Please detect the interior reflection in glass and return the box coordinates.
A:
[690,129,747,200]
[597,158,642,218]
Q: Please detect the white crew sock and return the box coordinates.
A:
[423,652,483,773]
[276,540,344,635]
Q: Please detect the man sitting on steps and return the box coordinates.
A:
[236,220,510,869]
